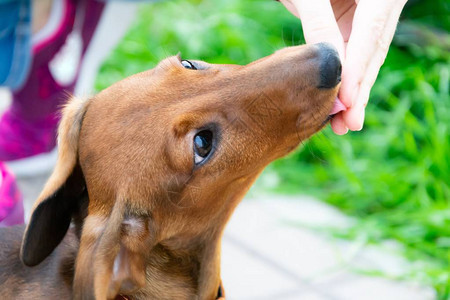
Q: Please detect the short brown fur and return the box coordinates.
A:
[0,45,339,299]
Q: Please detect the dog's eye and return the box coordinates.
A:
[194,130,213,164]
[181,60,197,70]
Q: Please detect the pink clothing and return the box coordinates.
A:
[0,162,24,226]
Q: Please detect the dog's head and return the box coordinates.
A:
[21,43,340,298]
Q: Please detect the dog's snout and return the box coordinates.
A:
[317,43,341,89]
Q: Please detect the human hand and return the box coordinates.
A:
[279,0,407,134]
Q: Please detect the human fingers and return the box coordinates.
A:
[330,113,349,135]
[339,0,407,130]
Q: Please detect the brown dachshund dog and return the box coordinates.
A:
[0,43,341,299]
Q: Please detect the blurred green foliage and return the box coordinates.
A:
[96,0,449,298]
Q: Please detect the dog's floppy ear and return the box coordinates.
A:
[20,97,90,266]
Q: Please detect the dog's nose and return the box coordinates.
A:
[317,43,342,89]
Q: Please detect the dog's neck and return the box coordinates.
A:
[133,178,254,299]
[121,174,255,299]
[143,229,224,299]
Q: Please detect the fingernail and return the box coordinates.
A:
[337,124,349,135]
[342,127,349,135]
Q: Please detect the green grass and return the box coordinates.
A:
[96,0,450,298]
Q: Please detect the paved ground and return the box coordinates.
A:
[0,2,436,299]
[221,193,435,300]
